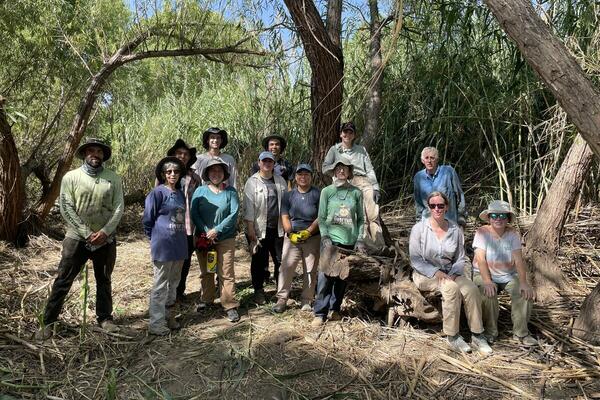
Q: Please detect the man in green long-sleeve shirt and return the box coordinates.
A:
[36,138,124,340]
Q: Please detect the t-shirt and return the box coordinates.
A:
[190,186,239,241]
[472,226,522,284]
[142,185,188,262]
[261,176,279,229]
[318,184,364,246]
[281,187,321,231]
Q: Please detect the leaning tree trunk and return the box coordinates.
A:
[0,97,24,243]
[484,0,600,159]
[572,282,600,345]
[524,135,594,299]
[284,0,344,177]
[362,0,383,151]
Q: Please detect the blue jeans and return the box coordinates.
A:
[313,272,347,318]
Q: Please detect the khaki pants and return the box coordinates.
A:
[197,238,239,310]
[149,260,183,331]
[276,235,320,303]
[473,274,532,338]
[413,272,484,336]
[351,176,385,249]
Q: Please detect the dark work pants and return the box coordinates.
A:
[250,227,283,292]
[43,238,116,325]
[313,272,347,318]
[176,235,195,298]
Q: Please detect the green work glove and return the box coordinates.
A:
[298,229,311,241]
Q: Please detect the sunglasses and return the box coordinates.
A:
[165,169,181,175]
[428,203,446,210]
[489,213,508,220]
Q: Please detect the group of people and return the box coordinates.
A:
[35,125,537,355]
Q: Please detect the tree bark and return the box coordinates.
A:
[572,282,600,345]
[483,0,600,159]
[0,97,24,243]
[32,32,266,220]
[284,0,344,177]
[524,135,594,299]
[362,0,383,151]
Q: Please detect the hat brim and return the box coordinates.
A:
[201,162,230,183]
[76,143,112,161]
[202,130,228,150]
[261,135,287,152]
[155,157,187,185]
[479,209,515,222]
[167,139,197,167]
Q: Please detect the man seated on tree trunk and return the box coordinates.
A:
[36,138,124,340]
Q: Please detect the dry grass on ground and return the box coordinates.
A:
[0,206,599,399]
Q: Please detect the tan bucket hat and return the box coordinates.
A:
[479,200,515,222]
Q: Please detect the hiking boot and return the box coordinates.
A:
[167,315,181,330]
[328,311,342,321]
[148,325,170,336]
[176,293,187,304]
[253,290,266,305]
[226,308,240,323]
[514,335,538,346]
[272,299,287,313]
[311,316,325,327]
[35,324,54,341]
[447,335,471,353]
[484,334,497,344]
[300,302,312,312]
[196,302,208,312]
[471,334,493,355]
[100,320,119,333]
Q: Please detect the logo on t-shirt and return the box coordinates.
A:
[170,207,186,232]
[332,204,353,226]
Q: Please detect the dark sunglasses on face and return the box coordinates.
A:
[489,213,508,220]
[428,203,446,210]
[165,169,180,175]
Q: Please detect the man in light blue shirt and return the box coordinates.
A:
[413,147,466,226]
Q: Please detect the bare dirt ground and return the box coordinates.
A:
[1,205,599,399]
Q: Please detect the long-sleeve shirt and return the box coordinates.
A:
[409,219,465,278]
[413,165,466,224]
[142,185,188,262]
[318,184,364,246]
[192,152,237,189]
[59,166,124,241]
[190,186,239,241]
[322,143,379,190]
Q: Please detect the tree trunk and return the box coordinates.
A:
[484,0,600,159]
[284,0,344,178]
[524,135,594,299]
[572,282,600,345]
[0,97,24,243]
[362,0,383,151]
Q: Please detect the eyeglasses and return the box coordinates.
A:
[165,170,181,175]
[489,213,508,220]
[428,203,446,210]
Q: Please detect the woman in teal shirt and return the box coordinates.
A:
[191,157,240,322]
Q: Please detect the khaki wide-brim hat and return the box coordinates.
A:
[325,156,354,178]
[201,157,230,183]
[479,200,515,222]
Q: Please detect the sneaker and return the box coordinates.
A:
[196,302,208,312]
[471,334,493,355]
[300,302,312,312]
[253,291,266,305]
[447,335,472,353]
[226,308,240,322]
[100,320,119,333]
[167,316,181,330]
[311,316,325,327]
[272,299,287,313]
[513,335,538,346]
[148,325,170,336]
[35,324,54,341]
[328,311,342,321]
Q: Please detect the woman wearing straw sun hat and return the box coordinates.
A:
[472,200,537,346]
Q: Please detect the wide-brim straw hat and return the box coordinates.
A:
[155,156,186,185]
[76,138,112,161]
[479,200,515,222]
[201,157,230,183]
[167,139,197,168]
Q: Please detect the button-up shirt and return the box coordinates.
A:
[409,218,465,278]
[322,143,379,190]
[413,165,466,224]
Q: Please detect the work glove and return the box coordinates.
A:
[321,236,333,250]
[354,240,368,254]
[373,190,381,204]
[298,229,311,241]
[289,232,302,245]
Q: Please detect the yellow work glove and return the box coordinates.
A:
[289,233,302,244]
[298,230,311,241]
